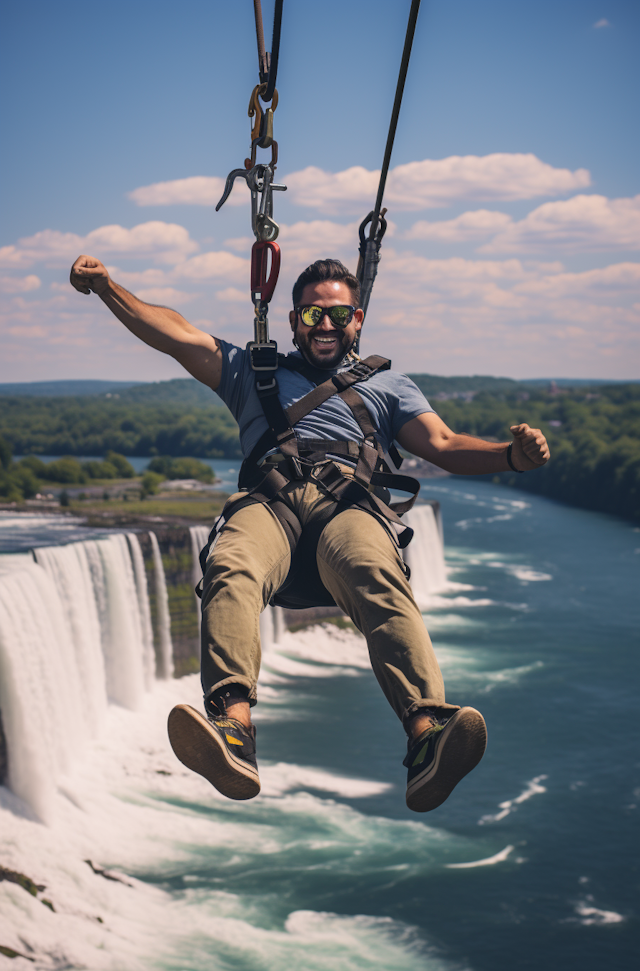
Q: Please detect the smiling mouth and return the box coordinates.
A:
[312,335,338,345]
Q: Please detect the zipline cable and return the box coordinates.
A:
[371,0,421,241]
[253,0,283,100]
[357,0,422,321]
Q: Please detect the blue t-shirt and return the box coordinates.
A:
[214,341,434,460]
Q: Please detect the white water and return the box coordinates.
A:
[189,524,210,618]
[403,503,448,607]
[0,672,472,971]
[0,508,444,821]
[149,531,174,679]
[5,493,623,969]
[0,532,174,822]
[127,533,156,691]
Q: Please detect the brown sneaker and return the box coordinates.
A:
[168,704,260,800]
[404,707,487,812]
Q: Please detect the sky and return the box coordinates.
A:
[1,0,639,382]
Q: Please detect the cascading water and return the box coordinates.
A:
[127,533,156,691]
[189,524,210,618]
[403,502,447,608]
[0,505,443,820]
[149,531,174,679]
[0,532,161,821]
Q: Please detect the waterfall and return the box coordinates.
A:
[403,502,447,609]
[259,604,285,647]
[149,531,174,679]
[189,524,210,618]
[0,503,445,820]
[127,533,156,691]
[0,533,155,821]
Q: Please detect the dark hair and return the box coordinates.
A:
[292,259,360,309]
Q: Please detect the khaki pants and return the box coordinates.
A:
[200,470,459,726]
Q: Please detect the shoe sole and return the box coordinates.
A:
[406,707,487,812]
[167,704,260,801]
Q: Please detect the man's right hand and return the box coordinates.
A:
[70,255,111,296]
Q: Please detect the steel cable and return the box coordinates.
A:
[369,0,421,242]
[252,0,283,99]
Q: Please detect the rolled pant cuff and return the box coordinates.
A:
[204,677,257,716]
[402,700,461,729]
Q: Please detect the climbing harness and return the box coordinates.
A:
[199,352,421,609]
[201,1,424,610]
[216,0,286,375]
[356,0,422,327]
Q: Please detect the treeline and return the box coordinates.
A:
[0,395,241,459]
[0,445,218,502]
[0,447,136,502]
[1,380,639,522]
[434,382,640,522]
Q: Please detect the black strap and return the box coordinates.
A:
[246,355,391,478]
[253,0,283,97]
[240,353,420,531]
[310,462,415,549]
[357,0,422,322]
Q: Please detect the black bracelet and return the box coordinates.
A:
[506,442,524,473]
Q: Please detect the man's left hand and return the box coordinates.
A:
[510,423,550,471]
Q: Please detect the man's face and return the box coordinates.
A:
[289,280,364,369]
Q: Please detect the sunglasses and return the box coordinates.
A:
[296,305,356,329]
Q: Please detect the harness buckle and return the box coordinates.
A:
[289,455,304,479]
[256,377,277,392]
[349,362,373,382]
[248,341,279,372]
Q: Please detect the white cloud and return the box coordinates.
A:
[129,175,249,207]
[480,194,640,253]
[284,154,591,213]
[104,267,173,288]
[277,220,363,265]
[224,236,253,253]
[593,19,610,28]
[173,251,249,282]
[0,274,41,294]
[135,287,197,305]
[353,255,640,375]
[126,154,591,215]
[404,210,512,242]
[361,253,639,328]
[0,223,199,270]
[215,287,248,303]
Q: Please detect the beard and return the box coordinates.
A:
[293,326,354,370]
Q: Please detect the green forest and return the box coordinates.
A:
[1,377,639,522]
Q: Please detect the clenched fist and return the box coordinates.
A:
[510,423,550,471]
[70,255,111,296]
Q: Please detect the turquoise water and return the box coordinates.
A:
[3,474,637,968]
[133,478,639,970]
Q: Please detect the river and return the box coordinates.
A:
[0,476,637,970]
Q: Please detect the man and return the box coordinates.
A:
[70,254,550,812]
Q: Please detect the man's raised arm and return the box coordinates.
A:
[397,412,550,475]
[70,255,223,390]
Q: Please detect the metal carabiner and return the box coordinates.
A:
[246,164,287,241]
[248,84,279,149]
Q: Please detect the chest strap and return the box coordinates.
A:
[244,355,392,482]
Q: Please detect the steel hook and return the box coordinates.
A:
[215,168,251,211]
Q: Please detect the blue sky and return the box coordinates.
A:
[1,0,638,381]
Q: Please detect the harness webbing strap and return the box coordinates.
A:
[283,355,390,426]
[245,355,393,481]
[231,352,422,573]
